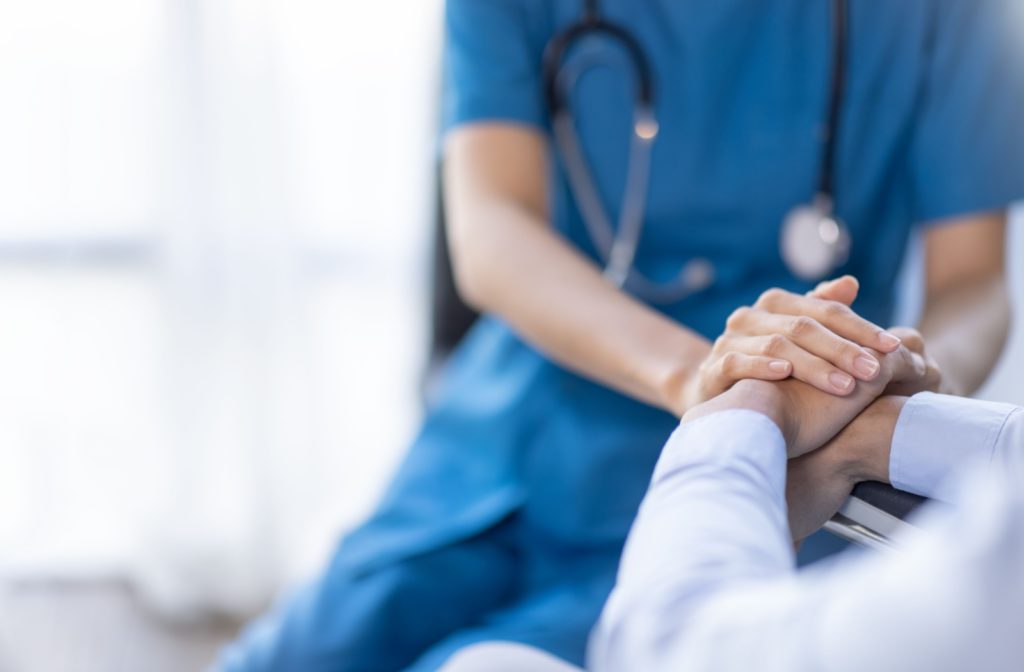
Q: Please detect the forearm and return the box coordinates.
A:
[444,126,902,415]
[917,274,1010,396]
[465,206,706,413]
[445,131,708,415]
[917,211,1010,397]
[815,392,1021,506]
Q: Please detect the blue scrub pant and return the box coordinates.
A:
[215,514,618,672]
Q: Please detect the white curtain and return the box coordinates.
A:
[0,0,441,620]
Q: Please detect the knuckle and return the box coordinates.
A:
[757,288,785,307]
[719,351,740,375]
[838,341,861,362]
[821,302,849,321]
[763,334,788,357]
[889,327,924,354]
[725,306,751,331]
[904,329,925,351]
[787,315,817,338]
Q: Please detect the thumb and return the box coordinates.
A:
[808,275,859,306]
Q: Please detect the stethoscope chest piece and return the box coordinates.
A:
[780,195,851,281]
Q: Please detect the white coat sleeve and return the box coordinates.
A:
[589,401,1024,672]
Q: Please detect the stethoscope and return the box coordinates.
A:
[543,0,852,303]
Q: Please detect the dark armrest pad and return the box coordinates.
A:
[850,481,928,521]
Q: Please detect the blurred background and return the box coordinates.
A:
[0,1,1019,670]
[0,1,439,669]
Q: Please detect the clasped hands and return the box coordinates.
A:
[682,276,941,541]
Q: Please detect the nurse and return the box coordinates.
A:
[219,1,1024,670]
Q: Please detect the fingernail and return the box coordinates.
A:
[878,332,901,350]
[768,360,790,374]
[853,355,880,379]
[829,372,854,392]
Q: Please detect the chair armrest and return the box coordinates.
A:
[824,482,930,551]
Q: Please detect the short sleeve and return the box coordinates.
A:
[910,0,1024,224]
[443,0,550,132]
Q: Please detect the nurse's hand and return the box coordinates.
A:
[684,342,927,459]
[679,276,902,410]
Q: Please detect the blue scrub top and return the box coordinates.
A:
[338,0,1024,573]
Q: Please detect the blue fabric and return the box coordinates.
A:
[223,1,1024,669]
[217,513,619,671]
[218,517,522,671]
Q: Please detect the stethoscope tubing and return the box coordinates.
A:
[546,0,849,300]
[819,0,847,199]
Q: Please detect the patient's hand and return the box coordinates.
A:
[785,396,907,541]
[881,326,941,396]
[683,338,924,542]
[776,341,923,458]
[684,344,925,459]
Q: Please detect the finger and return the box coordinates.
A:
[735,334,857,395]
[809,275,860,306]
[712,352,792,391]
[886,326,925,355]
[727,310,881,381]
[886,355,941,396]
[755,288,902,353]
[884,345,928,386]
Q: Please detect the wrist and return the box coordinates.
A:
[839,396,907,483]
[722,379,794,444]
[680,379,790,440]
[658,342,713,417]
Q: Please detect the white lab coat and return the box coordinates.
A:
[590,393,1024,672]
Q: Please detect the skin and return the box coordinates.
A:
[446,123,1009,546]
[785,396,906,541]
[444,124,1009,418]
[683,371,916,543]
[918,213,1010,396]
[779,218,1011,541]
[683,343,924,461]
[443,126,902,417]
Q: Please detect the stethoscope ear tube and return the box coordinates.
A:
[547,0,850,302]
[547,31,652,283]
[542,18,655,121]
[546,13,713,303]
[554,103,714,303]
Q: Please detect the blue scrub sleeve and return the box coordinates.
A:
[443,0,550,132]
[910,0,1024,224]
